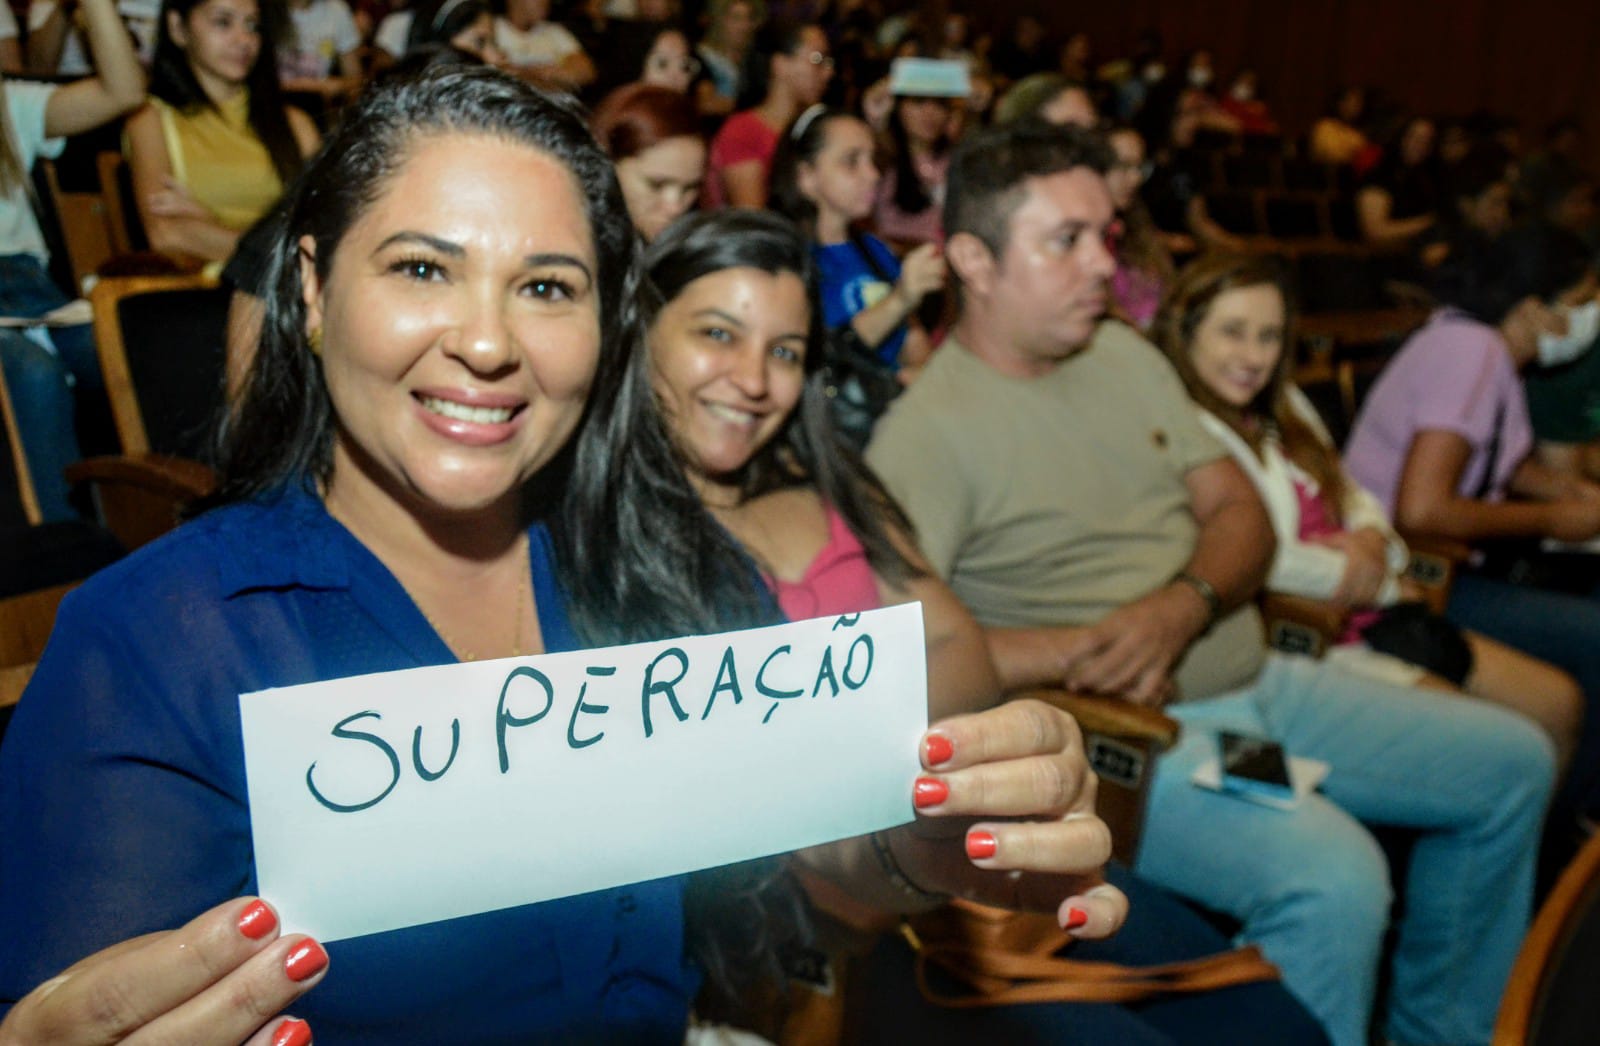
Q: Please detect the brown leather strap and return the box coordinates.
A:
[915,943,1280,1006]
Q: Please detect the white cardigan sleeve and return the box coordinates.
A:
[1197,404,1402,604]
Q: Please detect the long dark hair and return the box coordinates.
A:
[1153,253,1354,519]
[885,96,946,216]
[560,208,919,1028]
[149,0,302,184]
[211,65,645,516]
[559,208,919,649]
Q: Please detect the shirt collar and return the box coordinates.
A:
[212,481,355,597]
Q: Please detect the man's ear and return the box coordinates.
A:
[298,235,325,336]
[944,231,996,300]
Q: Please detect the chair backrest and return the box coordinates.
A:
[96,151,149,257]
[1495,829,1600,1044]
[0,356,40,529]
[90,273,232,459]
[1206,189,1264,236]
[33,158,115,291]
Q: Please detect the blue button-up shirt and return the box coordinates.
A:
[0,484,696,1043]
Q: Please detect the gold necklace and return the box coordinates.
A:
[417,535,530,662]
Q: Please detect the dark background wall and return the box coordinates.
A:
[969,0,1599,166]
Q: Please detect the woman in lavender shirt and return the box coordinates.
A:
[1344,223,1600,830]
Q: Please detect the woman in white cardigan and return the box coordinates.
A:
[1155,253,1582,769]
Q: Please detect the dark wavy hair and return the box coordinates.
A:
[945,121,1113,259]
[559,208,919,650]
[149,0,302,184]
[211,65,646,517]
[558,208,920,1028]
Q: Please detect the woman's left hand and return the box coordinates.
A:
[885,698,1128,937]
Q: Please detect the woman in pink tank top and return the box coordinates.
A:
[640,208,998,724]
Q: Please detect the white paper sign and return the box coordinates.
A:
[240,603,927,942]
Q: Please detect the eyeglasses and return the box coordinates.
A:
[803,51,835,70]
[650,54,702,76]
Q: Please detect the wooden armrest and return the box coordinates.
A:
[1015,688,1179,865]
[0,661,36,709]
[1017,687,1180,748]
[65,453,217,551]
[1397,533,1469,613]
[1401,533,1473,564]
[1260,592,1346,658]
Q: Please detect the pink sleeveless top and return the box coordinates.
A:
[767,506,882,622]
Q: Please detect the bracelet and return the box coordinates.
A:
[1171,570,1222,629]
[869,830,948,906]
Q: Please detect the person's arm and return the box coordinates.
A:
[694,78,733,117]
[0,35,21,75]
[286,105,322,157]
[1508,454,1600,504]
[0,898,328,1046]
[985,457,1273,705]
[793,699,1127,937]
[1393,429,1600,542]
[847,242,943,350]
[124,105,242,262]
[1356,185,1433,248]
[24,0,68,75]
[1185,195,1248,252]
[39,0,145,137]
[719,158,767,208]
[337,46,362,80]
[872,523,1000,723]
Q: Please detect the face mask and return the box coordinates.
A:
[1537,300,1600,367]
[1188,67,1212,88]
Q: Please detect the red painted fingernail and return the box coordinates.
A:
[1064,907,1089,930]
[285,939,329,982]
[924,734,954,766]
[272,1018,312,1046]
[913,777,949,808]
[966,830,997,860]
[237,899,277,940]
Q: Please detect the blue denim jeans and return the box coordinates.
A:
[1134,654,1554,1046]
[1447,571,1600,817]
[0,254,102,522]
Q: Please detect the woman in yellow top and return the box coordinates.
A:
[125,0,320,263]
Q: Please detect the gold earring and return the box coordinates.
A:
[308,327,323,355]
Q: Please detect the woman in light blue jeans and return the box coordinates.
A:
[1135,653,1553,1046]
[0,254,101,521]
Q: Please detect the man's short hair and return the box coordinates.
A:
[943,122,1114,259]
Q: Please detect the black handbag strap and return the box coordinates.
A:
[848,230,895,287]
[1472,394,1506,501]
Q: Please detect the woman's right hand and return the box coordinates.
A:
[1545,499,1600,543]
[895,243,946,307]
[0,898,328,1046]
[1320,528,1390,607]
